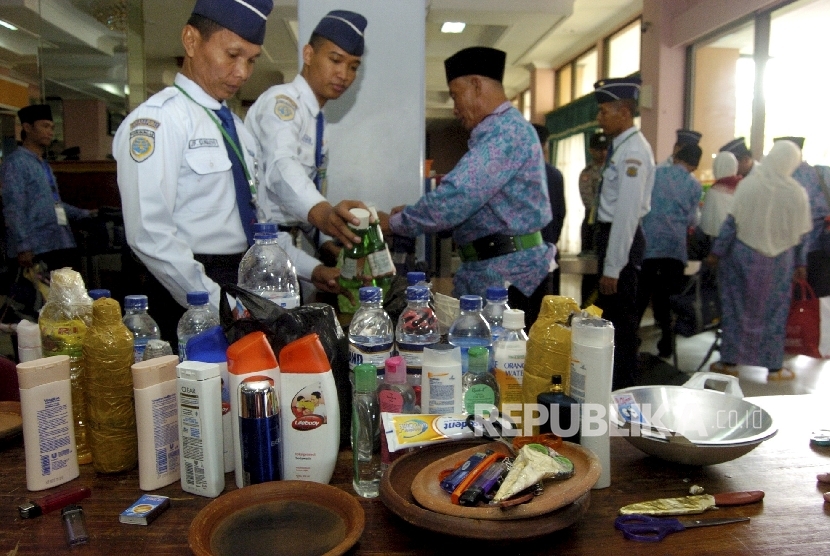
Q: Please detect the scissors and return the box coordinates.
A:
[614,514,749,542]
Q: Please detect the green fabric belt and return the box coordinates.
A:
[459,231,544,262]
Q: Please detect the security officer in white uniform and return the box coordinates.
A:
[245,10,369,259]
[592,77,656,390]
[113,0,340,344]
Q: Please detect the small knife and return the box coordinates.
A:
[619,490,765,516]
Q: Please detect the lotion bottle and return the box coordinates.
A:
[132,354,180,491]
[176,361,224,497]
[17,355,79,491]
[420,344,462,415]
[279,333,340,483]
[226,331,279,488]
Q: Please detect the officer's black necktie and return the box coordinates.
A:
[215,105,256,246]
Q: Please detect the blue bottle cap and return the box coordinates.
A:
[252,222,279,240]
[359,286,382,303]
[485,286,508,302]
[405,285,429,302]
[460,295,483,312]
[88,289,110,300]
[185,325,229,363]
[187,291,210,306]
[406,271,426,286]
[124,294,148,310]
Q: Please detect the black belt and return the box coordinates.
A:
[194,252,245,287]
[458,231,543,262]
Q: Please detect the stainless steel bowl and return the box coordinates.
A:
[610,373,777,465]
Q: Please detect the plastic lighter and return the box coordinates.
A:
[19,486,92,518]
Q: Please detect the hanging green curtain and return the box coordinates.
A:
[545,93,599,167]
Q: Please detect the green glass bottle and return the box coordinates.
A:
[365,206,396,298]
[337,207,371,314]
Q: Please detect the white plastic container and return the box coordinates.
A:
[420,344,462,415]
[17,320,43,363]
[226,331,280,488]
[176,361,224,498]
[17,355,79,491]
[493,309,528,414]
[132,355,180,491]
[569,315,614,489]
[279,334,339,483]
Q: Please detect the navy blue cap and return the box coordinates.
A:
[407,271,426,286]
[460,295,483,312]
[88,289,110,300]
[358,286,382,304]
[18,104,52,125]
[485,286,508,302]
[186,325,229,363]
[719,137,752,159]
[312,10,367,56]
[191,0,273,45]
[186,291,210,306]
[676,129,702,146]
[774,136,805,150]
[593,77,641,104]
[124,294,148,310]
[445,47,506,84]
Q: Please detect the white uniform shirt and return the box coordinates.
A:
[597,126,656,279]
[114,73,320,310]
[245,74,327,226]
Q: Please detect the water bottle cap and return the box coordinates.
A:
[88,289,110,300]
[279,333,331,374]
[384,355,407,383]
[405,285,429,302]
[227,331,278,373]
[467,346,489,373]
[485,286,508,302]
[353,363,377,391]
[124,294,148,310]
[186,325,230,363]
[459,295,483,311]
[406,271,426,286]
[186,291,210,306]
[349,208,371,230]
[358,286,382,304]
[253,222,278,235]
[503,309,525,329]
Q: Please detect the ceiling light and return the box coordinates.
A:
[441,22,465,34]
[0,20,18,31]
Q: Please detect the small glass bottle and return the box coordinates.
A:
[537,374,580,443]
[337,208,371,314]
[352,363,381,498]
[462,346,500,415]
[365,206,396,297]
[377,356,416,471]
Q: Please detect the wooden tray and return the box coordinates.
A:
[411,440,600,520]
[380,440,593,540]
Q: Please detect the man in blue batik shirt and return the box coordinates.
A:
[636,144,703,358]
[380,47,555,327]
[1,104,94,274]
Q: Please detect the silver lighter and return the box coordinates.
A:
[239,376,281,486]
[61,504,89,546]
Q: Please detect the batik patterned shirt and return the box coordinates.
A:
[642,164,702,263]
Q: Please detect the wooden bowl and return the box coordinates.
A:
[411,440,600,520]
[380,440,592,540]
[189,481,365,556]
[0,401,22,441]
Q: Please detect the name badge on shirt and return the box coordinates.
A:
[55,204,68,226]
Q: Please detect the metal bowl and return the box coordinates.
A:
[610,373,777,466]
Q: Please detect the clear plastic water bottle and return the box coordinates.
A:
[349,287,394,376]
[177,290,220,361]
[238,222,300,310]
[396,286,440,402]
[493,309,528,415]
[352,363,381,498]
[483,286,509,343]
[123,294,161,364]
[448,295,492,374]
[142,339,174,361]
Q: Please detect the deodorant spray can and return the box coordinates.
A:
[239,376,281,485]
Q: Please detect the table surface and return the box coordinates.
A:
[1,394,829,555]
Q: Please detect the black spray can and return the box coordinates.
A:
[239,376,281,485]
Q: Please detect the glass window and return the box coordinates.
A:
[522,89,532,121]
[555,133,586,255]
[767,0,830,162]
[574,49,598,98]
[606,20,641,78]
[689,20,755,182]
[556,64,572,107]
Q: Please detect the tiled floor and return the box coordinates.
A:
[562,271,830,398]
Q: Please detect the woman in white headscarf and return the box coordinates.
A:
[700,151,742,238]
[706,140,812,380]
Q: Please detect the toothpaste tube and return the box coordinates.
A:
[382,412,515,452]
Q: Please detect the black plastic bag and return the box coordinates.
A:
[220,284,352,448]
